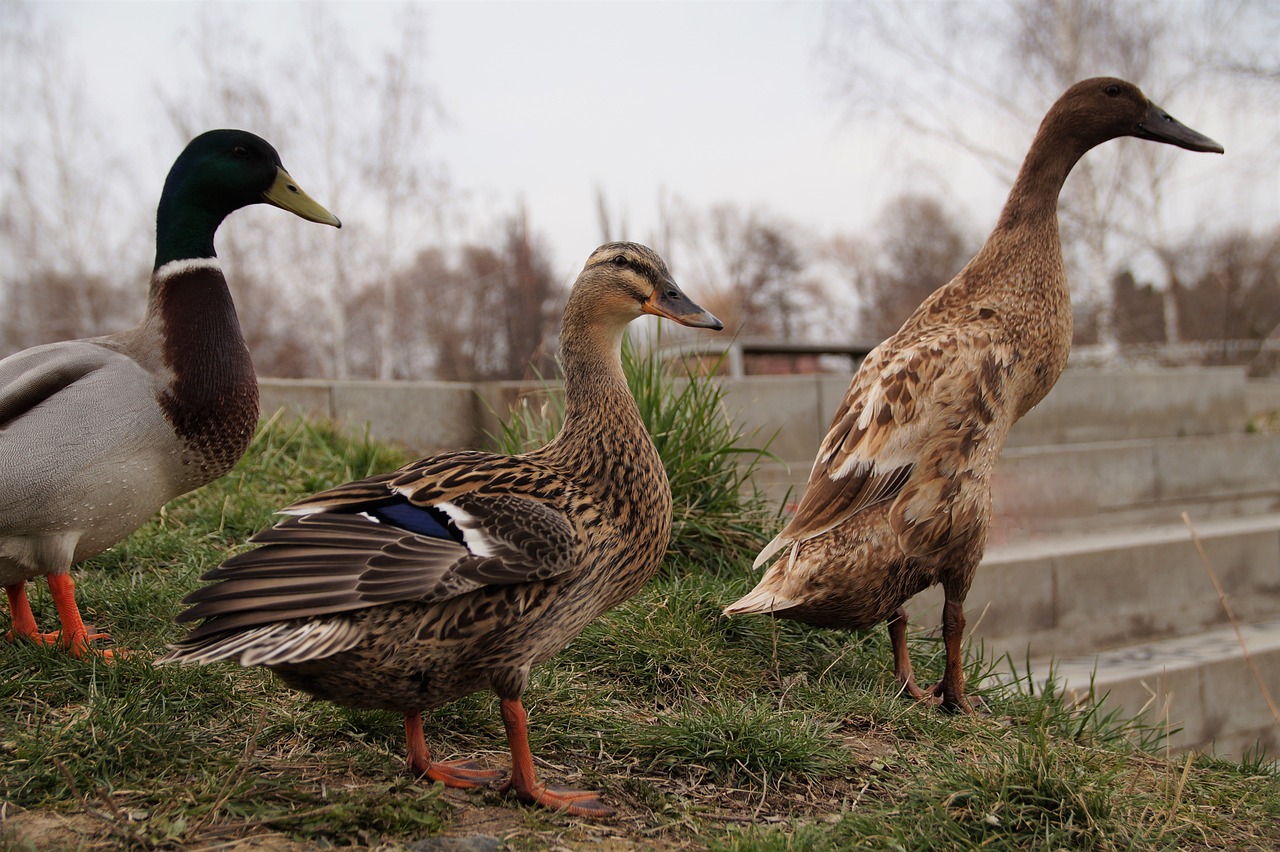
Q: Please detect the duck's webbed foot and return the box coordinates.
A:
[921,679,984,715]
[891,601,984,714]
[500,697,614,818]
[404,712,502,789]
[6,579,120,659]
[923,597,982,715]
[420,758,505,789]
[501,779,614,817]
[888,606,931,701]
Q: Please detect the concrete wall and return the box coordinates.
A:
[260,366,1251,459]
[260,378,483,452]
[1247,379,1280,419]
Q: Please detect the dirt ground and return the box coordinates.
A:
[0,733,899,850]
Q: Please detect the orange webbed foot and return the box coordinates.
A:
[65,634,123,661]
[498,697,614,818]
[5,626,120,660]
[403,711,502,790]
[413,757,504,790]
[26,574,124,660]
[502,780,614,817]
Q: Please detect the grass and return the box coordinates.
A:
[2,397,1278,848]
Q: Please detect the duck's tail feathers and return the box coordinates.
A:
[155,618,362,668]
[722,580,797,618]
[752,534,793,570]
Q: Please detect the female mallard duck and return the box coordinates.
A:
[725,78,1222,713]
[1,130,340,659]
[159,243,723,816]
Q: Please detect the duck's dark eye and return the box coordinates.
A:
[232,145,251,159]
[613,255,629,267]
[1104,84,1121,97]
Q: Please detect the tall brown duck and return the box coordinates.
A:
[159,243,723,816]
[1,130,339,659]
[724,78,1222,713]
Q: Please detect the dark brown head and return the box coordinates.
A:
[1046,77,1223,155]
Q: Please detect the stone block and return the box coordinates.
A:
[1044,617,1280,758]
[331,381,478,453]
[993,442,1159,537]
[1246,379,1280,419]
[908,515,1280,659]
[1008,367,1248,448]
[258,379,335,423]
[718,375,829,464]
[1154,433,1280,504]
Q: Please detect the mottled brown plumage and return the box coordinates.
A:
[724,78,1223,712]
[159,242,722,816]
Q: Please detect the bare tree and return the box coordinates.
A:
[825,193,976,341]
[360,6,449,380]
[1111,270,1166,344]
[499,208,561,379]
[1178,227,1280,349]
[368,205,562,382]
[0,0,140,353]
[668,201,818,340]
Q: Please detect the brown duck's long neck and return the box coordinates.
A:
[542,319,657,480]
[559,320,630,413]
[993,118,1093,233]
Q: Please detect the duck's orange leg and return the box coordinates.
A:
[5,581,46,642]
[499,697,612,817]
[46,573,116,660]
[403,711,503,788]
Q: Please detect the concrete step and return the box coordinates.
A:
[990,432,1280,540]
[1247,378,1280,420]
[753,432,1280,537]
[1005,367,1249,448]
[1021,617,1280,760]
[906,513,1280,660]
[721,367,1252,476]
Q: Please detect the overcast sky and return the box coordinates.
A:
[28,0,1276,276]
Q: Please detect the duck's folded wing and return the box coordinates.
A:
[0,342,169,523]
[756,328,1012,567]
[0,342,122,429]
[174,464,586,640]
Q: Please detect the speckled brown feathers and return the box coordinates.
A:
[160,242,723,816]
[725,78,1222,713]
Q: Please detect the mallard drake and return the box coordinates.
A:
[159,243,723,816]
[1,129,340,659]
[724,78,1223,713]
